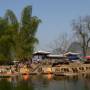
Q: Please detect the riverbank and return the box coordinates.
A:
[0,61,90,77]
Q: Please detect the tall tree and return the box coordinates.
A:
[0,5,41,61]
[0,18,13,61]
[18,6,41,60]
[4,9,19,60]
[72,16,90,56]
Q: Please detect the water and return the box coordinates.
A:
[0,74,90,90]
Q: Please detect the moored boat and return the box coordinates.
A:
[52,61,90,76]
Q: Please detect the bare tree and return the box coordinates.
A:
[72,16,90,56]
[48,33,70,54]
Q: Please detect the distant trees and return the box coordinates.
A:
[49,16,90,56]
[49,33,70,54]
[72,16,90,56]
[0,5,41,61]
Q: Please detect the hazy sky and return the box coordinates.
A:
[0,0,90,50]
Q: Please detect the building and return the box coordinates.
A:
[64,52,80,61]
[32,50,51,61]
[32,50,66,63]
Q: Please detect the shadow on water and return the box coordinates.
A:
[0,78,34,90]
[0,79,13,90]
[15,80,34,90]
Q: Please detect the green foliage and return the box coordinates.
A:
[0,5,41,61]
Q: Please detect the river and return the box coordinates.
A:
[0,74,90,90]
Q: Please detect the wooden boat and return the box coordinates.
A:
[52,61,90,76]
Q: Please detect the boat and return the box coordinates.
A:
[52,61,90,76]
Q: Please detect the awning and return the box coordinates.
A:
[84,56,90,60]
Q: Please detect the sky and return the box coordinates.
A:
[0,0,90,51]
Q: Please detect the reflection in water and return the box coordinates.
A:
[22,75,30,81]
[31,75,50,89]
[15,80,34,90]
[0,74,90,90]
[0,79,12,90]
[0,78,34,90]
[47,74,52,80]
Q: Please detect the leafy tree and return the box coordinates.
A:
[18,6,41,60]
[0,5,41,61]
[0,18,12,61]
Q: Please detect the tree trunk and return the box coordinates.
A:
[82,47,86,57]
